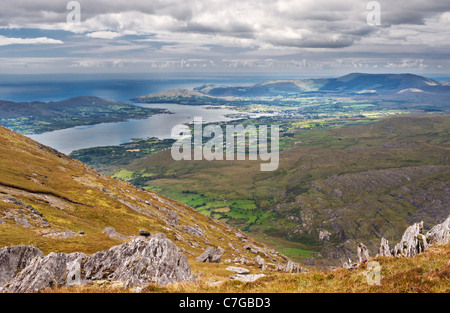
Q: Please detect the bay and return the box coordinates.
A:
[27,103,244,155]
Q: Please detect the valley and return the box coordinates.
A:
[72,113,450,265]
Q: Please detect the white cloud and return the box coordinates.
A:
[86,31,121,39]
[440,12,450,23]
[0,35,63,46]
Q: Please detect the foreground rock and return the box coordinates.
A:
[0,246,44,288]
[392,221,428,257]
[230,274,266,283]
[5,252,87,293]
[283,260,307,273]
[425,216,450,246]
[226,266,251,275]
[82,233,192,287]
[1,234,193,293]
[195,246,223,263]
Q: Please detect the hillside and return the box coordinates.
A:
[0,124,293,283]
[0,96,166,134]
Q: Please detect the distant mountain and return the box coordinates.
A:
[0,96,166,134]
[319,73,441,93]
[133,73,450,112]
[193,73,444,96]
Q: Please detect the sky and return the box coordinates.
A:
[0,0,449,77]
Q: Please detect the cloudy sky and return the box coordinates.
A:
[0,0,449,76]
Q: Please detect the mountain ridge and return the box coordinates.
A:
[134,73,447,100]
[132,73,450,113]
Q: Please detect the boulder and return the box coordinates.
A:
[83,235,192,287]
[343,258,359,270]
[195,246,222,263]
[226,266,251,275]
[425,216,450,246]
[283,260,307,273]
[102,227,127,240]
[138,229,151,237]
[243,245,259,254]
[44,230,78,239]
[2,234,193,293]
[181,225,204,237]
[233,256,249,265]
[6,252,87,293]
[254,255,266,270]
[230,274,265,283]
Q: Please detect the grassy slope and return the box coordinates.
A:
[0,125,287,268]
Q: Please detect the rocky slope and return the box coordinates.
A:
[0,125,299,292]
[3,217,447,293]
[282,165,450,264]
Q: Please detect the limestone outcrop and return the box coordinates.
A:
[345,215,450,268]
[425,216,450,246]
[1,234,193,293]
[0,245,44,288]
